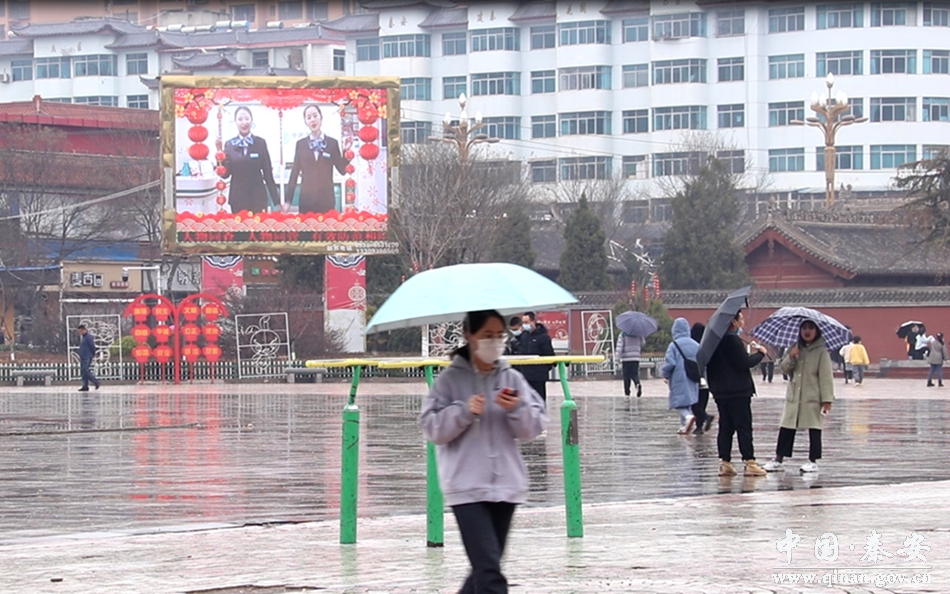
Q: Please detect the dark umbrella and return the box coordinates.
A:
[616,311,659,337]
[696,286,752,373]
[897,321,925,339]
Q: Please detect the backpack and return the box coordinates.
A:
[673,340,702,383]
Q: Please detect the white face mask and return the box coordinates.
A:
[474,337,506,363]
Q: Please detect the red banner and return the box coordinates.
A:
[324,255,366,311]
[201,256,244,299]
[538,311,569,352]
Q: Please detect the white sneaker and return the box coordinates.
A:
[677,414,696,435]
[800,461,819,473]
[763,460,784,472]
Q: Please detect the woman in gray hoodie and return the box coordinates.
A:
[421,310,548,594]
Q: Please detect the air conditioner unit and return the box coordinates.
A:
[0,73,10,83]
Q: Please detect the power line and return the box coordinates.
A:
[0,180,160,222]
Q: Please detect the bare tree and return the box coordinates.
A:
[547,173,633,242]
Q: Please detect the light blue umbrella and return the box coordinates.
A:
[366,263,578,333]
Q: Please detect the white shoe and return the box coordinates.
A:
[763,460,784,472]
[678,415,696,435]
[800,461,819,473]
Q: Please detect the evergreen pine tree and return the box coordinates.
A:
[559,195,610,291]
[489,206,536,268]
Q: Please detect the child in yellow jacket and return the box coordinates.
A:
[847,336,870,385]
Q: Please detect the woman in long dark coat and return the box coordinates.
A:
[286,104,351,213]
[222,106,280,213]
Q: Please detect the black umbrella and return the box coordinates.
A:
[897,321,925,339]
[696,285,752,373]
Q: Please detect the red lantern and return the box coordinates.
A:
[359,143,380,161]
[188,143,210,161]
[358,126,378,143]
[188,125,209,142]
[132,344,151,363]
[202,303,221,321]
[186,109,208,125]
[154,344,173,363]
[358,107,379,125]
[132,324,151,343]
[153,303,172,320]
[132,304,150,322]
[181,303,200,321]
[215,151,226,162]
[182,323,201,342]
[182,344,202,362]
[202,344,222,362]
[216,194,227,205]
[215,180,227,191]
[345,164,355,174]
[215,165,228,177]
[345,178,357,188]
[153,325,171,343]
[202,324,221,342]
[344,149,355,160]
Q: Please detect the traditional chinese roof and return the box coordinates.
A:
[171,51,245,70]
[139,76,159,90]
[322,13,381,34]
[0,98,158,130]
[10,17,144,38]
[360,0,456,8]
[419,7,469,28]
[238,66,307,76]
[0,37,33,56]
[509,2,557,22]
[530,226,629,274]
[106,25,343,51]
[600,0,650,15]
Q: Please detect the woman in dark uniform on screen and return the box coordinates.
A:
[286,104,351,213]
[222,106,280,213]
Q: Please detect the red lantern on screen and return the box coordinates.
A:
[201,302,221,321]
[182,323,201,342]
[188,143,210,161]
[345,164,355,174]
[344,149,355,160]
[154,344,173,363]
[215,151,226,162]
[215,180,227,191]
[202,324,221,342]
[358,106,379,125]
[358,125,378,143]
[215,165,228,177]
[359,143,379,161]
[202,344,222,362]
[188,125,209,143]
[181,303,200,322]
[186,108,208,125]
[132,304,150,322]
[345,178,356,189]
[152,325,171,343]
[132,324,151,343]
[152,303,172,320]
[182,344,202,362]
[132,344,151,363]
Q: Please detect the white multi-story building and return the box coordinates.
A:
[327,0,950,210]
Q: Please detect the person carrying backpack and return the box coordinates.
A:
[662,318,700,435]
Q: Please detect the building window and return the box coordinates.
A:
[923,144,950,159]
[816,145,863,170]
[35,57,70,79]
[73,96,119,106]
[871,49,916,74]
[8,0,28,20]
[622,199,650,222]
[560,156,611,180]
[531,115,556,139]
[653,106,707,131]
[924,1,950,26]
[126,52,148,75]
[870,97,917,121]
[622,156,647,179]
[718,104,745,128]
[923,97,950,121]
[769,54,805,79]
[623,16,649,42]
[332,49,345,71]
[769,6,805,32]
[11,59,32,81]
[127,95,149,109]
[278,1,303,20]
[817,4,864,29]
[530,70,555,94]
[483,116,521,140]
[717,9,745,36]
[924,49,950,74]
[622,109,649,134]
[718,57,744,82]
[559,66,611,91]
[559,111,611,136]
[769,101,805,126]
[531,160,557,183]
[443,76,466,100]
[401,121,432,145]
[401,78,431,101]
[251,51,269,68]
[471,28,520,52]
[769,148,805,172]
[653,152,703,177]
[45,98,72,104]
[73,54,117,77]
[816,51,862,76]
[845,97,865,118]
[232,4,255,22]
[652,59,706,84]
[558,21,611,45]
[357,38,380,61]
[871,2,914,26]
[622,64,648,88]
[717,150,746,174]
[530,25,555,49]
[471,72,520,96]
[870,144,916,168]
[382,34,431,58]
[310,1,329,20]
[653,12,706,39]
[442,31,466,55]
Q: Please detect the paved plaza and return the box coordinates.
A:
[0,377,948,593]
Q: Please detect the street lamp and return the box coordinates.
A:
[791,73,868,208]
[429,93,500,161]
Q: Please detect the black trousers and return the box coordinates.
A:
[760,361,774,382]
[714,396,754,462]
[452,501,517,594]
[527,380,547,403]
[80,357,100,389]
[691,388,710,427]
[777,426,822,462]
[621,361,641,395]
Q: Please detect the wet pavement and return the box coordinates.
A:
[0,377,949,592]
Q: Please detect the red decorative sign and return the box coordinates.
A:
[153,303,173,320]
[153,325,171,343]
[202,344,222,362]
[181,323,201,342]
[154,344,173,363]
[132,305,150,322]
[182,344,202,362]
[132,344,151,363]
[202,324,221,342]
[181,303,200,322]
[201,302,221,321]
[132,324,151,343]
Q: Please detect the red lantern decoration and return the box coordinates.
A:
[202,303,221,321]
[215,151,226,162]
[154,344,173,363]
[182,323,201,342]
[132,304,150,322]
[203,344,223,362]
[359,143,380,161]
[344,149,355,160]
[345,178,357,188]
[188,125,209,142]
[215,165,228,177]
[181,303,200,321]
[182,344,202,362]
[358,126,379,143]
[188,143,210,161]
[216,194,227,205]
[153,325,171,343]
[215,180,227,191]
[202,324,221,342]
[186,109,208,125]
[358,107,379,125]
[132,324,151,343]
[345,164,356,174]
[153,303,172,320]
[132,344,151,363]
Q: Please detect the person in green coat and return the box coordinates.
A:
[763,320,835,474]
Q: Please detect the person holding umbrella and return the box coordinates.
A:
[615,311,657,398]
[421,310,548,594]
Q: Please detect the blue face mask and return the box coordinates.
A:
[524,323,533,332]
[511,329,522,337]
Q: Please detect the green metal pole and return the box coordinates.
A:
[558,361,584,538]
[340,364,362,545]
[425,365,444,547]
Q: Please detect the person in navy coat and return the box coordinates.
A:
[286,104,351,213]
[77,325,100,392]
[222,106,280,213]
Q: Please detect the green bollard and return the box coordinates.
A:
[425,365,444,547]
[340,364,362,545]
[557,361,584,538]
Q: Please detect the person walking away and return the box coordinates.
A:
[763,320,835,474]
[705,310,768,477]
[927,332,947,387]
[848,336,870,386]
[518,312,555,404]
[616,331,645,397]
[839,341,854,384]
[759,344,778,383]
[690,322,715,434]
[77,325,100,392]
[504,316,523,356]
[421,310,547,594]
[662,318,700,434]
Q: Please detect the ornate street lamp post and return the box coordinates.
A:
[429,93,499,160]
[791,73,868,208]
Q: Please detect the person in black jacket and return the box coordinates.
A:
[76,325,100,392]
[690,322,714,435]
[705,310,767,477]
[505,316,523,356]
[222,106,280,213]
[286,104,351,213]
[518,312,555,403]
